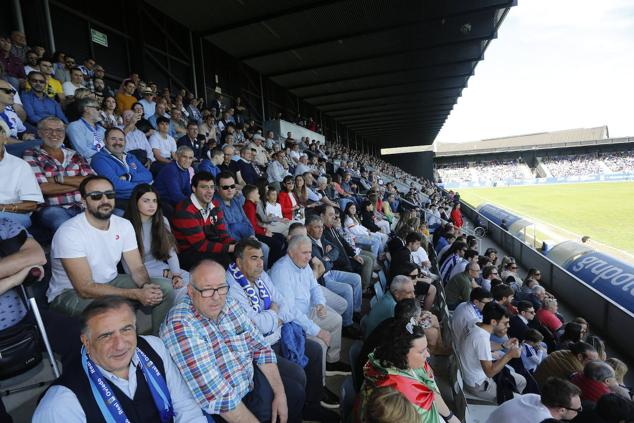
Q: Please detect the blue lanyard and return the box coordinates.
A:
[80,118,104,151]
[81,346,174,423]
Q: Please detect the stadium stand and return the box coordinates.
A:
[3,1,634,422]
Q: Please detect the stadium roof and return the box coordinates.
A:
[145,0,516,149]
[435,125,611,156]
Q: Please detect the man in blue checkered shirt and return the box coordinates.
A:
[160,259,304,422]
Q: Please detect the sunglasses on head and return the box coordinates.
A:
[220,184,236,190]
[0,87,17,95]
[85,190,116,201]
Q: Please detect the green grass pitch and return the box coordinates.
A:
[458,182,634,255]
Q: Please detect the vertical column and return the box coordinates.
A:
[42,0,56,53]
[189,31,198,97]
[259,73,266,123]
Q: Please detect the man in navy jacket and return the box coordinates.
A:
[154,145,194,206]
[90,127,152,210]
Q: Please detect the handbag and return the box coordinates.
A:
[0,317,42,379]
[0,229,44,379]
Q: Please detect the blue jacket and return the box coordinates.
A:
[154,161,192,205]
[198,159,220,178]
[90,150,153,200]
[21,91,68,125]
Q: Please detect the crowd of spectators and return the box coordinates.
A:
[437,151,634,184]
[437,159,531,183]
[2,29,634,423]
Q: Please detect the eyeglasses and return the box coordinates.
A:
[564,405,582,413]
[30,79,46,84]
[41,128,65,135]
[409,273,420,278]
[0,87,17,95]
[510,266,518,270]
[191,284,229,298]
[285,181,295,185]
[220,184,236,190]
[85,190,116,201]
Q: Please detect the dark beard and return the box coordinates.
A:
[89,206,114,220]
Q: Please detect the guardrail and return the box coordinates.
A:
[459,200,634,362]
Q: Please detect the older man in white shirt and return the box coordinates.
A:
[270,235,350,376]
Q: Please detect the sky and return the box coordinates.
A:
[433,0,634,144]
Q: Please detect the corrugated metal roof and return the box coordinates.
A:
[436,126,610,155]
[145,0,516,148]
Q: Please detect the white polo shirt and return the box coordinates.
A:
[0,148,44,205]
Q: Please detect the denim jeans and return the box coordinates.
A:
[35,205,83,232]
[0,211,32,228]
[323,269,362,326]
[354,233,383,257]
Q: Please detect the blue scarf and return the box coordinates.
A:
[229,262,271,312]
[81,345,174,423]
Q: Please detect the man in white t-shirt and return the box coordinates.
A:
[0,119,44,228]
[48,175,175,334]
[486,377,582,422]
[451,287,492,343]
[459,301,526,402]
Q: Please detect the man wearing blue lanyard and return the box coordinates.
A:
[33,296,209,422]
[66,98,106,161]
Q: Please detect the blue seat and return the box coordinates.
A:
[378,270,387,291]
[373,281,384,300]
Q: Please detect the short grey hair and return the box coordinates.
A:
[584,360,615,382]
[390,275,411,295]
[317,176,328,186]
[37,116,65,130]
[532,285,546,294]
[176,145,194,156]
[288,235,311,252]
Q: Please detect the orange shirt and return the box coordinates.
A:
[115,92,137,113]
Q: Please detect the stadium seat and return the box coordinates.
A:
[339,376,356,422]
[373,281,384,300]
[377,270,387,291]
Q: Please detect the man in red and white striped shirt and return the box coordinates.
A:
[172,171,236,270]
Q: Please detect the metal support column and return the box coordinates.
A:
[199,38,208,104]
[346,129,350,149]
[259,73,266,123]
[42,0,56,53]
[12,0,24,33]
[189,31,198,97]
[335,123,338,145]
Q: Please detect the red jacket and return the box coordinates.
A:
[278,191,298,220]
[451,208,464,228]
[243,199,267,236]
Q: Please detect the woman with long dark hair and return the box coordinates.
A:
[124,184,188,301]
[358,320,459,423]
[343,202,385,258]
[278,175,303,221]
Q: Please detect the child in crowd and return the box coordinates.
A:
[521,329,547,372]
[264,187,284,220]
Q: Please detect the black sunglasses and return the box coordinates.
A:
[220,184,236,190]
[85,190,116,201]
[0,87,17,95]
[564,405,582,413]
[30,79,46,84]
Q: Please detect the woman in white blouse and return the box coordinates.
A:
[124,184,189,302]
[342,202,387,258]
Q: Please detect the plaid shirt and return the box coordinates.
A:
[160,295,276,415]
[22,147,94,207]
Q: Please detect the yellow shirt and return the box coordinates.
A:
[25,76,63,99]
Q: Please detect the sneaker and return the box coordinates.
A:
[342,324,363,340]
[326,361,352,376]
[305,403,340,421]
[320,387,340,409]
